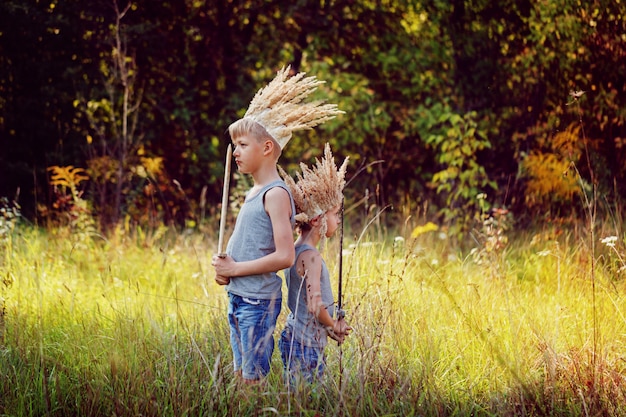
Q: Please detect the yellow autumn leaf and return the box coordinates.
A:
[411,222,439,238]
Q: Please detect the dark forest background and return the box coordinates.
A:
[1,0,624,236]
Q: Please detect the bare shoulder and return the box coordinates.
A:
[296,247,322,277]
[264,186,292,214]
[264,185,290,202]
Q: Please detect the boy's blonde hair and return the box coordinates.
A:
[237,66,343,150]
[228,117,273,142]
[280,143,348,248]
[228,118,282,159]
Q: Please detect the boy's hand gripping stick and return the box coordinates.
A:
[217,144,232,258]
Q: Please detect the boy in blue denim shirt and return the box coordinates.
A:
[212,67,343,384]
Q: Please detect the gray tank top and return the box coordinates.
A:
[226,180,295,300]
[284,244,335,348]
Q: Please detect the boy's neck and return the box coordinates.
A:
[251,161,281,184]
[248,165,281,195]
[297,228,321,248]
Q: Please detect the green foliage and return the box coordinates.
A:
[1,0,625,231]
[416,102,497,233]
[505,1,625,212]
[75,2,144,229]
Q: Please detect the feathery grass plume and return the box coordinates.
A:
[280,143,348,249]
[243,66,344,149]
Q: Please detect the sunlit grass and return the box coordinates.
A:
[2,224,626,416]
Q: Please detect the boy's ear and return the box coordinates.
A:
[263,139,275,155]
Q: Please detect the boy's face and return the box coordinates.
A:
[324,204,342,238]
[232,134,264,174]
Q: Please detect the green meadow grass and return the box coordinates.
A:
[1,225,626,416]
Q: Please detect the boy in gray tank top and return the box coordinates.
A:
[278,143,352,385]
[211,67,343,384]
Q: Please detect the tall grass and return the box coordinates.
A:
[1,223,626,416]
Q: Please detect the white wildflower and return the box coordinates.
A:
[601,236,618,248]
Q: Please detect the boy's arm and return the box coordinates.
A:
[301,251,331,323]
[300,250,351,342]
[264,186,297,270]
[212,186,295,277]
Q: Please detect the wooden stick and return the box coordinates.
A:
[217,144,232,257]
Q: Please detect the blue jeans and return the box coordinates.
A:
[227,293,281,380]
[279,327,326,384]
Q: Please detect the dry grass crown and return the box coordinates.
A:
[280,143,348,226]
[243,66,344,149]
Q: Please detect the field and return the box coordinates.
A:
[1,220,626,416]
